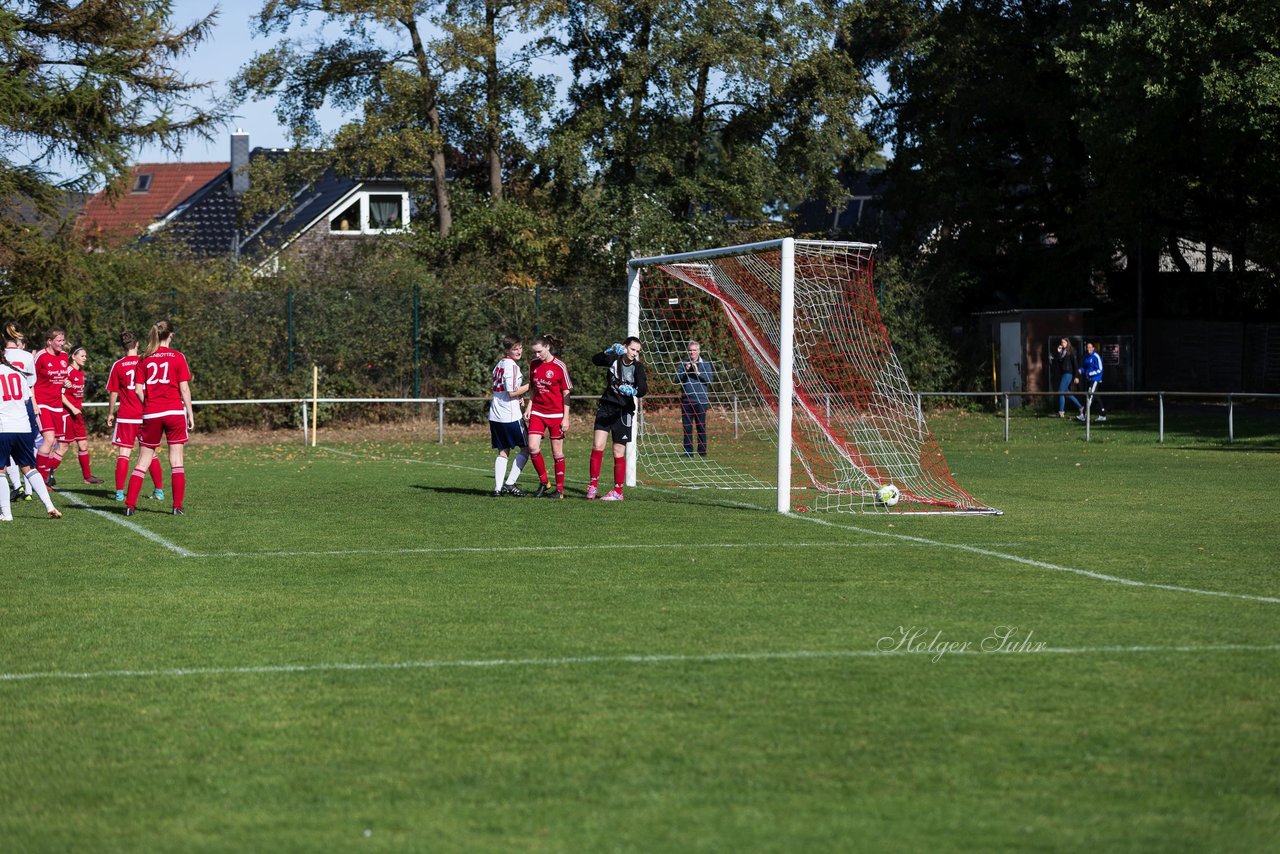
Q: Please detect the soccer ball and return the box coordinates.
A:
[876,483,900,507]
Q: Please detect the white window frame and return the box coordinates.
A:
[328,190,410,235]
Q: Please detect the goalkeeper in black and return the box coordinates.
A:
[586,337,647,501]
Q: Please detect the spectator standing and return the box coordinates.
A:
[676,340,713,456]
[1054,338,1083,419]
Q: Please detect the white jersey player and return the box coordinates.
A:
[0,351,61,520]
[488,335,531,496]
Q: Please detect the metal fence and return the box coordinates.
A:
[82,390,1280,445]
[916,390,1280,443]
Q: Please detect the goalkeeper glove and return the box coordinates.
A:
[618,383,637,396]
[606,342,625,356]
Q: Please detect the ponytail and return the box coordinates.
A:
[531,334,561,353]
[144,319,174,358]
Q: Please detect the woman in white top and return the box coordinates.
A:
[3,322,39,500]
[488,335,530,497]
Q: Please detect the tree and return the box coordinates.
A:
[437,0,560,202]
[546,0,879,253]
[876,0,1102,308]
[0,0,223,312]
[1058,0,1280,286]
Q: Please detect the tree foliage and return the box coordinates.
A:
[0,0,222,206]
[876,0,1279,317]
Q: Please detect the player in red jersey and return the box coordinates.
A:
[32,327,70,484]
[59,346,104,484]
[106,330,164,502]
[524,334,573,498]
[123,320,194,516]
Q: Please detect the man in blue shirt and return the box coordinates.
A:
[1078,341,1107,423]
[677,340,713,456]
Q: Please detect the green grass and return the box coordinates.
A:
[2,412,1278,852]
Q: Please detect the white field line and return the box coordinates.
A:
[193,541,883,559]
[320,445,1280,605]
[56,489,196,558]
[793,513,1280,605]
[4,644,1278,684]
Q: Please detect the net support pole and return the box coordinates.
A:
[776,238,796,513]
[625,263,641,488]
[311,365,319,447]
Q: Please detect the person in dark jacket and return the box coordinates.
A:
[586,337,647,501]
[676,340,713,455]
[1054,338,1083,418]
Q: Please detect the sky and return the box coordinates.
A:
[134,0,331,164]
[134,0,569,167]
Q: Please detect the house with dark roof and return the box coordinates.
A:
[77,162,229,248]
[145,131,412,273]
[793,170,892,242]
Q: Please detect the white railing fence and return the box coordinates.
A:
[80,390,1280,445]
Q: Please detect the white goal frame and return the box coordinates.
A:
[627,237,998,515]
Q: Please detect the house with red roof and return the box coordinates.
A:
[76,161,228,248]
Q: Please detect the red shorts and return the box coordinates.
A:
[59,412,87,443]
[112,420,143,448]
[528,413,565,441]
[38,406,65,436]
[141,413,189,448]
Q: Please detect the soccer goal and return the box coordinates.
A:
[627,238,999,514]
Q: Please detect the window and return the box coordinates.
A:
[327,191,409,234]
[132,174,153,193]
[368,195,404,230]
[329,199,361,233]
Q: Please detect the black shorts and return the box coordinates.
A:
[593,405,633,445]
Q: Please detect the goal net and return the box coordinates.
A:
[628,238,998,514]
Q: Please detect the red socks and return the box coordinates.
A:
[589,449,603,488]
[171,467,185,510]
[613,456,626,493]
[125,468,145,507]
[554,456,566,492]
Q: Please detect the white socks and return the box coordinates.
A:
[24,469,54,511]
[505,450,529,486]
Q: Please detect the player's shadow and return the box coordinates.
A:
[409,484,496,497]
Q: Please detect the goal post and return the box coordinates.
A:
[627,238,999,515]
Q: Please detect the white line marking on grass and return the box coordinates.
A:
[57,489,198,558]
[313,447,1276,604]
[194,541,879,559]
[793,514,1280,605]
[4,644,1278,683]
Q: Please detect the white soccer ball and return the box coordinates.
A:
[876,483,900,507]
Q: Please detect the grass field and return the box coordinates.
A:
[2,410,1278,851]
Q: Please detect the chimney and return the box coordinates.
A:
[231,129,250,195]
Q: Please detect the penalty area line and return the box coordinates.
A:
[192,541,883,560]
[792,513,1280,605]
[4,644,1279,683]
[56,489,199,558]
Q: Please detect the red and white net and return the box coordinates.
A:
[634,240,997,514]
